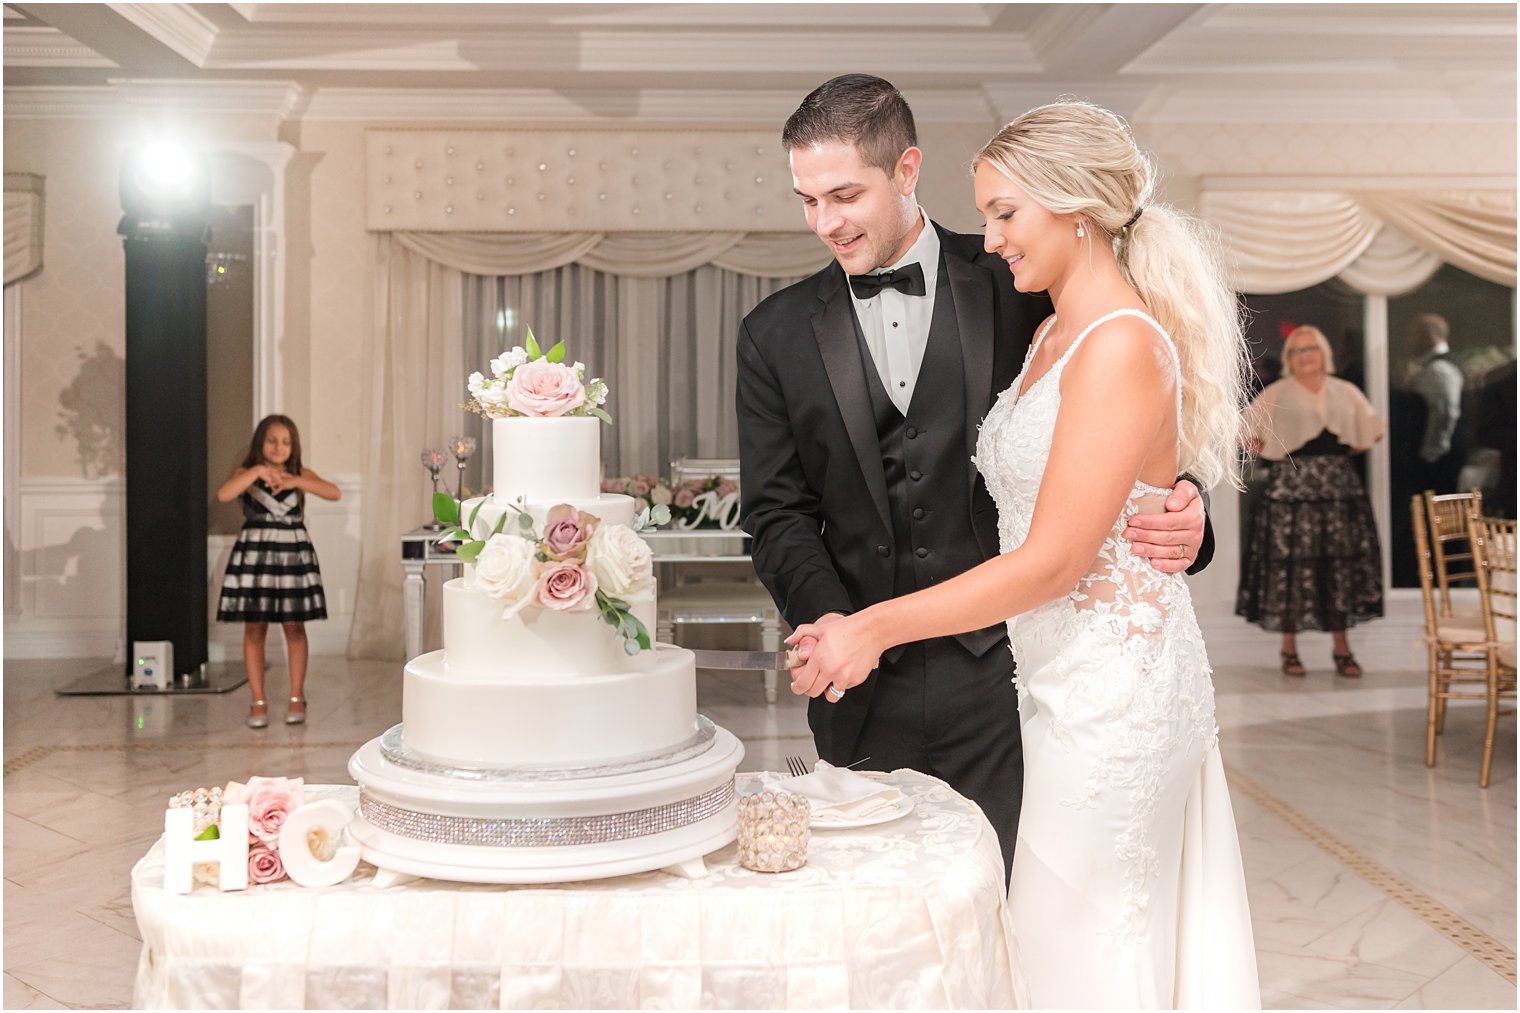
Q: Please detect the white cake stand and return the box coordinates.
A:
[347,722,744,885]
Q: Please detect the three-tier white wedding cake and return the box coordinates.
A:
[348,344,743,884]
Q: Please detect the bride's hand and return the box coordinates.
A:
[785,615,880,702]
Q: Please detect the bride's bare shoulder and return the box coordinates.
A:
[1067,312,1177,390]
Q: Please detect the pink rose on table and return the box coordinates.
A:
[223,775,305,844]
[683,478,707,495]
[674,488,696,509]
[631,479,651,497]
[506,359,586,417]
[600,478,628,494]
[542,504,597,561]
[248,845,286,884]
[716,478,738,498]
[535,560,597,611]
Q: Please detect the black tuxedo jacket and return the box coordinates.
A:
[737,224,1050,638]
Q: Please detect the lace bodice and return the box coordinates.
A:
[974,308,1218,939]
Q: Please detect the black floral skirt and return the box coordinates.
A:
[1236,455,1384,633]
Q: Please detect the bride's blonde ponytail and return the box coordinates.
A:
[974,101,1248,490]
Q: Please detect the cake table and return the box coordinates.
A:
[130,771,1023,1009]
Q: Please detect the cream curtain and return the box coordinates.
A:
[348,235,809,659]
[393,231,831,280]
[1200,190,1516,296]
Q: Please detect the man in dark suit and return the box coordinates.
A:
[736,75,1210,873]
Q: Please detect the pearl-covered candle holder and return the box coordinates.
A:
[737,789,809,873]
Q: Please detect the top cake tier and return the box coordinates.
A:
[491,416,602,506]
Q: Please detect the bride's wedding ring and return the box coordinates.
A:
[825,685,846,701]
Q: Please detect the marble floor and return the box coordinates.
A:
[3,637,1515,1010]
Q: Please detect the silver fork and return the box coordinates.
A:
[784,755,810,778]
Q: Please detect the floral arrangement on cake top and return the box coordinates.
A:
[434,495,670,654]
[465,327,610,422]
[602,473,742,530]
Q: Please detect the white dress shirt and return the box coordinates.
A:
[847,209,941,416]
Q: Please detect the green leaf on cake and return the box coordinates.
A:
[588,406,612,425]
[467,498,484,533]
[524,327,542,360]
[433,492,459,525]
[546,340,566,364]
[193,824,219,841]
[456,540,484,563]
[627,614,652,652]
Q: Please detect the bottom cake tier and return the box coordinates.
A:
[346,722,744,884]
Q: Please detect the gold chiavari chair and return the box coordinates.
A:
[1465,512,1517,788]
[1413,494,1493,771]
[1422,489,1484,620]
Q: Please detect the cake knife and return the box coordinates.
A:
[689,648,802,670]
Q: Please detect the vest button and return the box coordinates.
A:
[915,547,929,558]
[910,469,923,481]
[876,545,890,557]
[906,426,918,439]
[912,507,925,520]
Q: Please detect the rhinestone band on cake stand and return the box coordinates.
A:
[347,722,744,885]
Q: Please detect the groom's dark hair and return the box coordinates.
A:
[782,74,918,175]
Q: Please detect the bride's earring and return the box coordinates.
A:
[1076,222,1086,239]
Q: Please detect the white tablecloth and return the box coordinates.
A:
[131,772,1023,1009]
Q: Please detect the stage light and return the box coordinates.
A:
[120,143,209,225]
[140,143,195,194]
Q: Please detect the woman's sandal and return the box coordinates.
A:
[1333,653,1363,678]
[1280,651,1306,676]
[285,696,307,725]
[247,700,269,729]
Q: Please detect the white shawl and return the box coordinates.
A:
[1245,376,1386,461]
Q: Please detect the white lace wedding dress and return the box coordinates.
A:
[975,309,1260,1009]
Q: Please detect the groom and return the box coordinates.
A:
[736,75,1211,873]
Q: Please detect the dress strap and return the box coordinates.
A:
[1022,315,1059,372]
[1060,308,1183,429]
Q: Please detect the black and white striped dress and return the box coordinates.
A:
[216,481,328,623]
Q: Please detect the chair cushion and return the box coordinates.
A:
[1436,608,1489,643]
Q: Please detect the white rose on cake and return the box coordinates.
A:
[472,533,538,618]
[587,523,654,599]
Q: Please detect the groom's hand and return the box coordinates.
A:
[787,612,844,697]
[1124,479,1205,574]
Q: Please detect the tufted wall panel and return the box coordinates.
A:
[366,129,809,233]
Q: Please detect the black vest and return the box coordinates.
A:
[853,259,985,603]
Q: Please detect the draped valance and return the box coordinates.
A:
[4,173,44,285]
[1200,189,1516,296]
[392,230,831,280]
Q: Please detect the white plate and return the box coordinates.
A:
[808,795,915,830]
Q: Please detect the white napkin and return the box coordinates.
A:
[760,761,906,823]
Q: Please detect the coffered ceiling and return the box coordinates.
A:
[4,3,1514,123]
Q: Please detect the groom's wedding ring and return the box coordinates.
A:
[825,685,846,701]
[1175,543,1186,560]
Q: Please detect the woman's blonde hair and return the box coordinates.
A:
[973,100,1248,490]
[1280,324,1336,377]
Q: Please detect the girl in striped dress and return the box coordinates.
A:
[216,415,340,728]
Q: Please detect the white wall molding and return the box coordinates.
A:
[4,474,363,662]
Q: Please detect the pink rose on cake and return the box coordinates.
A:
[542,504,598,561]
[587,523,654,598]
[506,359,587,417]
[247,844,287,884]
[474,533,538,618]
[534,560,598,611]
[223,775,305,845]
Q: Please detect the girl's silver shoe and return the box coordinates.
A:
[285,696,307,725]
[246,700,269,729]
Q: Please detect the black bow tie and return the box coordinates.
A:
[849,262,926,299]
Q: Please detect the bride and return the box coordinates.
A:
[788,101,1261,1009]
